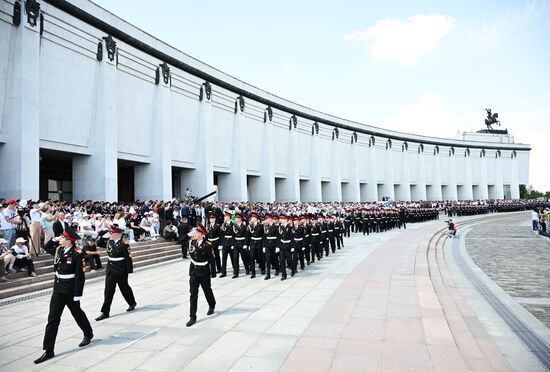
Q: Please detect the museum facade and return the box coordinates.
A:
[0,0,530,202]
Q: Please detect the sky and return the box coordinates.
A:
[94,0,550,191]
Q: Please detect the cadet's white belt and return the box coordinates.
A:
[191,259,208,266]
[266,237,277,240]
[235,237,245,240]
[251,237,262,241]
[305,235,310,237]
[208,237,219,241]
[311,233,319,236]
[328,230,334,232]
[281,240,291,243]
[293,238,303,241]
[224,235,232,238]
[109,257,125,261]
[56,272,75,279]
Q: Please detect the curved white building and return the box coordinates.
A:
[0,0,530,202]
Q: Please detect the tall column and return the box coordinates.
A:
[383,139,395,200]
[446,148,458,200]
[302,123,322,201]
[462,149,473,200]
[277,116,300,202]
[218,96,247,201]
[0,2,41,199]
[493,150,504,199]
[73,35,118,201]
[399,142,411,201]
[413,144,427,201]
[367,136,378,201]
[344,134,360,202]
[324,129,342,202]
[134,62,172,200]
[478,149,489,200]
[252,107,276,202]
[182,82,214,198]
[430,146,442,200]
[510,151,520,199]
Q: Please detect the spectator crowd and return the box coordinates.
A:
[1,196,549,283]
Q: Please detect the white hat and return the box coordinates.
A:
[16,237,27,243]
[0,238,8,245]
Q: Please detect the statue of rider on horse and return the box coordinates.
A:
[484,108,500,130]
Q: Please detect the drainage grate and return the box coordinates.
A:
[453,238,550,370]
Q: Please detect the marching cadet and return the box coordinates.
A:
[246,212,264,278]
[232,213,249,278]
[219,211,234,278]
[95,225,136,321]
[310,216,321,262]
[292,216,305,271]
[34,226,94,364]
[206,212,222,274]
[303,215,311,266]
[186,225,216,327]
[263,214,280,280]
[343,212,352,237]
[336,216,344,248]
[278,215,295,280]
[319,215,329,257]
[327,215,337,253]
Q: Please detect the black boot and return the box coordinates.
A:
[95,313,109,321]
[127,303,137,312]
[264,274,271,280]
[186,317,196,327]
[79,334,94,347]
[34,351,55,364]
[207,307,215,316]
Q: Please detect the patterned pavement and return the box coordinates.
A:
[465,212,550,328]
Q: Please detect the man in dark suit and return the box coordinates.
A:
[52,212,67,237]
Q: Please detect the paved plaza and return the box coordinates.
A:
[466,213,550,328]
[0,213,548,371]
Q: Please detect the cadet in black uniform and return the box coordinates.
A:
[293,216,305,271]
[206,212,221,274]
[219,211,234,278]
[232,213,249,278]
[34,226,94,364]
[278,216,295,280]
[310,216,321,262]
[186,225,216,327]
[343,213,352,237]
[95,226,136,321]
[327,216,336,253]
[263,214,280,280]
[246,212,264,278]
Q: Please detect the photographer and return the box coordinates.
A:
[446,219,457,238]
[162,220,178,241]
[12,237,37,277]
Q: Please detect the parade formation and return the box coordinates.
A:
[1,197,550,364]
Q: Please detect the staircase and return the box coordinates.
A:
[0,239,182,299]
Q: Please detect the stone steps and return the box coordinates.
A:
[0,239,182,299]
[421,217,513,371]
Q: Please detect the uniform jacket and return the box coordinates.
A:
[44,239,86,297]
[189,239,214,277]
[106,238,133,275]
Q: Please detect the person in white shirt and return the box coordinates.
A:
[12,237,37,277]
[531,209,540,231]
[29,202,44,256]
[140,212,156,240]
[78,214,97,239]
[0,238,16,276]
[1,201,20,248]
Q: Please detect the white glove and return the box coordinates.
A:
[302,248,306,251]
[275,248,280,253]
[244,245,248,250]
[262,248,266,253]
[291,248,295,253]
[73,296,81,302]
[218,246,223,251]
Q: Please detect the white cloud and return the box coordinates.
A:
[383,92,456,137]
[344,14,454,65]
[282,63,300,76]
